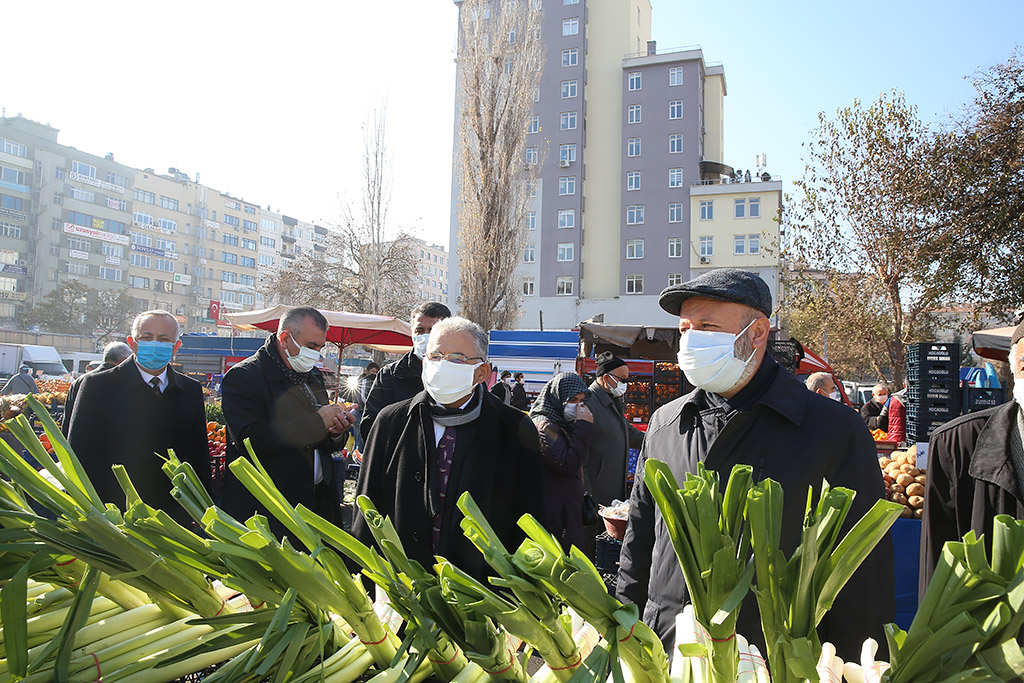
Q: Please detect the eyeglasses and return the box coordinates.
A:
[425,351,486,365]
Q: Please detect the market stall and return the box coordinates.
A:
[223,305,413,354]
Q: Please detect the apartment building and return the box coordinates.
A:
[448,0,744,330]
[0,114,331,337]
[412,239,450,305]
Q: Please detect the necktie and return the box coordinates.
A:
[432,426,456,551]
[150,377,162,397]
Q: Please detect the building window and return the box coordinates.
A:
[735,198,746,218]
[131,232,153,247]
[526,212,537,230]
[626,205,644,225]
[668,273,684,286]
[558,176,576,195]
[523,279,535,296]
[160,196,179,211]
[668,238,683,258]
[524,244,536,263]
[626,274,644,294]
[222,252,238,265]
[564,0,579,4]
[67,262,90,276]
[562,17,578,35]
[749,234,761,254]
[68,186,94,202]
[258,254,275,267]
[561,48,578,67]
[133,211,154,226]
[525,147,538,165]
[669,133,683,153]
[700,200,714,220]
[129,275,150,289]
[135,189,155,204]
[71,161,96,178]
[241,274,256,287]
[558,209,575,229]
[560,111,577,130]
[528,181,537,198]
[159,218,177,233]
[240,256,256,268]
[106,196,127,211]
[669,203,683,223]
[668,168,683,188]
[626,171,641,191]
[734,235,746,255]
[68,236,90,252]
[560,80,578,98]
[1,222,21,238]
[154,258,174,272]
[221,271,238,283]
[527,116,540,134]
[627,104,642,124]
[700,236,714,257]
[749,197,761,218]
[669,100,683,119]
[130,253,152,268]
[242,238,257,251]
[627,137,641,157]
[559,143,576,163]
[260,236,276,247]
[260,218,276,232]
[223,234,239,246]
[628,72,642,91]
[242,219,257,232]
[557,243,575,262]
[223,214,240,228]
[0,139,27,157]
[669,66,683,86]
[556,276,574,296]
[625,239,644,259]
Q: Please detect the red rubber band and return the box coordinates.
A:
[486,651,515,675]
[360,634,388,646]
[550,652,583,671]
[619,624,636,642]
[56,557,77,566]
[428,648,461,665]
[214,598,226,616]
[709,631,736,643]
[92,653,101,681]
[252,600,266,609]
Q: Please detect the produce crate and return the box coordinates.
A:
[907,380,958,402]
[908,418,950,442]
[767,339,803,373]
[624,379,652,402]
[907,342,960,365]
[653,362,681,384]
[963,386,1007,413]
[623,403,651,424]
[907,399,959,419]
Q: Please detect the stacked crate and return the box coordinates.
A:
[906,343,961,442]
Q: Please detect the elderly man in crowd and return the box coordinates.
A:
[66,311,208,524]
[354,316,545,580]
[63,341,132,435]
[616,268,893,661]
[805,371,842,400]
[220,307,355,535]
[921,321,1024,595]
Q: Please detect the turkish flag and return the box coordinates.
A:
[209,300,221,320]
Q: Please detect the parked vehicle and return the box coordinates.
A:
[487,329,579,401]
[62,352,103,376]
[0,343,70,380]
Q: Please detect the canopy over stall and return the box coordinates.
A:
[224,305,412,354]
[972,325,1016,363]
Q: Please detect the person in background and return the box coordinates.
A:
[530,372,595,552]
[220,307,355,536]
[864,383,906,441]
[2,365,39,396]
[490,370,513,405]
[616,268,892,661]
[354,317,545,580]
[805,371,842,400]
[360,302,451,441]
[511,372,529,410]
[62,341,132,435]
[350,362,380,456]
[921,321,1024,596]
[583,352,645,556]
[861,383,890,428]
[66,311,209,525]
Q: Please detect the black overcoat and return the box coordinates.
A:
[359,351,423,441]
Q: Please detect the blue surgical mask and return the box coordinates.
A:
[135,340,174,372]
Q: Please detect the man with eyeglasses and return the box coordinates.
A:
[353,316,545,580]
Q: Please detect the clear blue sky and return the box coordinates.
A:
[652,0,1023,189]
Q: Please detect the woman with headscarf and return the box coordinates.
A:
[529,372,595,551]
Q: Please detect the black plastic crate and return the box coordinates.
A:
[908,380,958,401]
[624,379,651,403]
[907,398,959,417]
[963,387,1007,413]
[909,418,951,442]
[653,362,681,384]
[907,343,960,365]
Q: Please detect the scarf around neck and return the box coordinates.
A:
[429,384,484,427]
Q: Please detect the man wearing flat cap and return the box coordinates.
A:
[582,352,645,556]
[921,320,1024,597]
[617,268,893,662]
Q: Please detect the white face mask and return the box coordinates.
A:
[285,335,321,374]
[412,334,430,358]
[563,402,580,422]
[422,358,482,405]
[504,377,513,385]
[829,390,842,401]
[608,377,628,398]
[677,319,756,395]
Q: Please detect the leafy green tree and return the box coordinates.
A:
[90,288,138,343]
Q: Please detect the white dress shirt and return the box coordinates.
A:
[135,361,168,393]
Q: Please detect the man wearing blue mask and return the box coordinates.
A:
[66,310,209,526]
[616,268,893,663]
[220,306,355,537]
[359,301,450,441]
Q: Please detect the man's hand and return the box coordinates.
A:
[318,405,356,435]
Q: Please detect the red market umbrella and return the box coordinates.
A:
[223,305,412,353]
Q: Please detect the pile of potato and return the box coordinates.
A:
[880,448,925,519]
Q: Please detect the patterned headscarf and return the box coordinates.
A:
[529,372,590,429]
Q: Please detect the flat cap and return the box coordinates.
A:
[1012,320,1024,347]
[659,268,773,317]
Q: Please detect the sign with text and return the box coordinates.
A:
[64,222,130,246]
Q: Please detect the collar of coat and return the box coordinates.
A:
[964,401,1022,496]
[255,334,325,385]
[388,350,422,380]
[672,354,806,427]
[113,357,185,393]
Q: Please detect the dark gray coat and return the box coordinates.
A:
[921,401,1024,598]
[616,360,894,661]
[585,382,645,505]
[359,351,423,441]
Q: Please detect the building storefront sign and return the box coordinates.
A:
[0,291,28,301]
[63,222,130,246]
[68,172,125,194]
[0,264,27,275]
[0,207,27,221]
[69,249,89,260]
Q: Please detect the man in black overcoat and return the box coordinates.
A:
[220,307,355,536]
[67,311,209,525]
